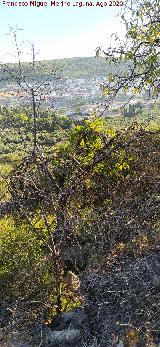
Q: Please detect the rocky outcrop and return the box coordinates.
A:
[1,249,159,347]
[49,307,87,330]
[46,329,81,347]
[42,249,160,347]
[81,248,160,347]
[45,307,88,347]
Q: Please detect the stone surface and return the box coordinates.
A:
[47,328,81,347]
[44,307,88,347]
[81,249,160,347]
[49,307,87,330]
[1,250,159,347]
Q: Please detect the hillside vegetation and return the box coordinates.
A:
[0,107,159,345]
[0,57,108,84]
[0,0,160,345]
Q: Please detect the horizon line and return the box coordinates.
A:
[1,54,105,64]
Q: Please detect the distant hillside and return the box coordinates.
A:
[36,56,108,78]
[0,56,109,83]
[0,56,112,109]
[0,56,150,111]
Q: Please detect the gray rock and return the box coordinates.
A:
[47,328,81,347]
[50,307,87,330]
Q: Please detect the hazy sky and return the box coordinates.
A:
[0,0,125,62]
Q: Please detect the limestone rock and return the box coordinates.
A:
[47,328,81,347]
[49,307,87,330]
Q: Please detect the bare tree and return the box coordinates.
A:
[0,27,61,154]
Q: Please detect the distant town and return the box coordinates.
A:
[0,75,105,113]
[0,56,156,119]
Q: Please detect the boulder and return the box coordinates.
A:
[46,328,81,347]
[49,307,87,330]
[45,307,88,347]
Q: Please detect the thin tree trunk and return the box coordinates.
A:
[31,88,37,152]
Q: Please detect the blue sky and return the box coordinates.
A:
[0,0,125,62]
